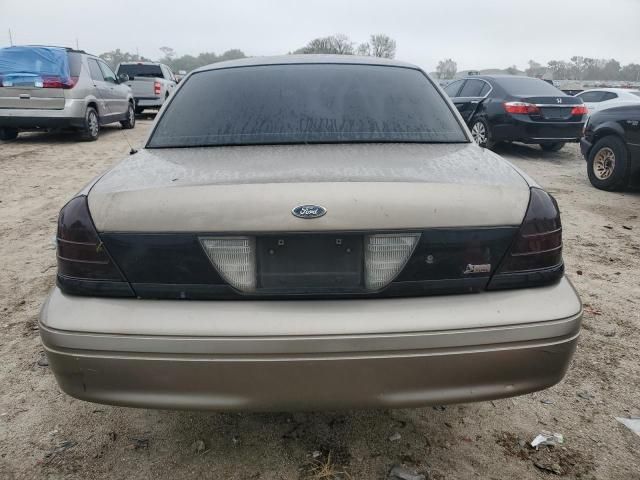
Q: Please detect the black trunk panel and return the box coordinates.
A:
[95,228,518,300]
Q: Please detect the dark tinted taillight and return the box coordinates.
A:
[57,196,123,280]
[488,188,563,289]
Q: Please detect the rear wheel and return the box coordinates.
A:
[0,127,19,141]
[587,135,630,191]
[120,103,136,129]
[540,142,565,152]
[80,107,100,141]
[470,118,494,149]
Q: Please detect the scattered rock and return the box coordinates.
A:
[577,391,593,400]
[37,352,49,367]
[388,465,427,480]
[389,432,402,442]
[534,461,564,475]
[108,431,117,442]
[576,270,583,276]
[312,450,322,459]
[541,399,555,405]
[191,439,206,453]
[622,225,633,230]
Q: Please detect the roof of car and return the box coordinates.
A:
[192,55,419,73]
[580,87,640,93]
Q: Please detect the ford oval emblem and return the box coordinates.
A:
[292,204,327,219]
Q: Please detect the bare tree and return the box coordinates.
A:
[295,34,354,55]
[357,43,371,56]
[159,46,176,61]
[436,58,457,80]
[368,34,396,59]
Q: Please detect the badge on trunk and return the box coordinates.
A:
[292,205,327,219]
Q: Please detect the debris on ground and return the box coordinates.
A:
[616,417,640,437]
[128,437,150,450]
[531,432,564,449]
[389,432,402,442]
[312,450,322,459]
[622,225,633,230]
[541,399,555,405]
[43,440,77,465]
[191,439,206,453]
[577,391,594,400]
[36,352,49,367]
[533,461,564,475]
[388,464,427,480]
[583,305,602,316]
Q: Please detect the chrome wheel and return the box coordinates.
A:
[593,147,616,180]
[88,111,99,137]
[128,105,135,126]
[471,121,487,146]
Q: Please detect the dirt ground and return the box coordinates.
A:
[0,119,639,480]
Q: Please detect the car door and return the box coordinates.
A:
[98,60,128,117]
[86,58,111,120]
[161,65,177,95]
[451,79,491,122]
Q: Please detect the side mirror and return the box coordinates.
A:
[118,73,130,83]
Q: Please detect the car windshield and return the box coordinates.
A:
[117,64,163,78]
[496,77,564,96]
[147,64,467,148]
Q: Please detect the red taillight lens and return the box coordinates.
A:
[504,101,541,115]
[570,105,588,116]
[488,188,563,289]
[41,76,78,89]
[57,196,123,280]
[154,81,161,95]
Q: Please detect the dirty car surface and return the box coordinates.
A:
[39,55,582,411]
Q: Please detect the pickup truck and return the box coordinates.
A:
[116,62,176,114]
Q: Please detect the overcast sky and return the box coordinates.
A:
[1,0,639,71]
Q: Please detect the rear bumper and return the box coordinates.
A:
[135,97,163,108]
[0,99,87,129]
[40,278,582,411]
[492,118,584,144]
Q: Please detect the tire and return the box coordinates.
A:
[587,135,630,191]
[120,103,136,129]
[0,127,19,141]
[469,117,494,149]
[540,142,565,152]
[79,106,100,141]
[135,106,144,115]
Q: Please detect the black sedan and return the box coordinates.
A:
[444,75,588,151]
[580,104,640,191]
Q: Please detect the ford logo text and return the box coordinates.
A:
[292,204,327,219]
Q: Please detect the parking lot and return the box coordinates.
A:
[0,119,638,479]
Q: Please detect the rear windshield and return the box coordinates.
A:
[0,46,72,86]
[148,64,467,148]
[496,77,564,96]
[117,64,163,78]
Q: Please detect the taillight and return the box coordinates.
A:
[57,196,124,280]
[364,233,421,290]
[200,237,256,292]
[154,81,161,95]
[570,104,588,116]
[504,101,541,115]
[488,188,563,289]
[42,76,78,89]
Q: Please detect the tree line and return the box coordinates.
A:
[435,56,640,82]
[98,34,396,72]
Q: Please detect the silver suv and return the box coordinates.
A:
[0,45,136,141]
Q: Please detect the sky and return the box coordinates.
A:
[1,0,639,72]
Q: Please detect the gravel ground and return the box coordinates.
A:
[0,121,638,480]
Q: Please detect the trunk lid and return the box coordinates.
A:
[89,143,530,232]
[521,95,583,122]
[0,85,65,109]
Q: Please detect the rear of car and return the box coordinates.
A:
[0,46,87,138]
[116,62,175,113]
[490,76,587,147]
[576,88,640,114]
[40,57,582,411]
